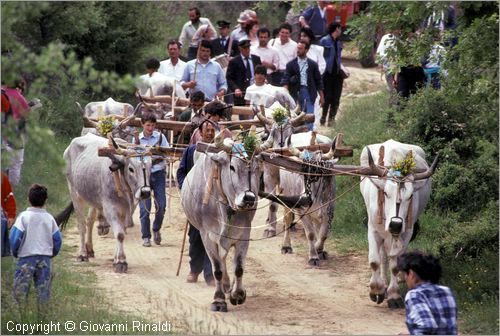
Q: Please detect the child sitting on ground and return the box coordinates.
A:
[9,184,62,305]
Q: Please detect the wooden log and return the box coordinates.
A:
[98,146,185,158]
[196,142,353,158]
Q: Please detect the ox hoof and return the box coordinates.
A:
[281,246,293,254]
[114,262,128,273]
[87,250,95,258]
[97,225,110,236]
[387,297,404,309]
[317,250,328,260]
[76,255,89,262]
[262,229,276,238]
[308,258,320,267]
[229,289,247,306]
[210,301,228,312]
[370,293,385,304]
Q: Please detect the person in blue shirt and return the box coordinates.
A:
[134,113,169,247]
[176,119,216,286]
[397,251,458,335]
[181,39,228,101]
[9,184,62,305]
[299,1,330,41]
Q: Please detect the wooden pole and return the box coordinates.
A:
[176,220,189,276]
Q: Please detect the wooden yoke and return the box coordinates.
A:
[376,145,385,227]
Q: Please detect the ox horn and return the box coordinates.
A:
[77,102,98,128]
[321,134,337,160]
[214,131,233,153]
[255,105,273,126]
[413,153,440,180]
[290,111,306,127]
[289,104,300,117]
[365,147,387,177]
[287,136,302,158]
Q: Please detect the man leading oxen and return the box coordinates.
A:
[359,139,438,308]
[55,133,153,273]
[180,131,267,312]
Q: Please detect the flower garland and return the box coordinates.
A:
[271,106,288,125]
[96,115,118,137]
[389,151,416,177]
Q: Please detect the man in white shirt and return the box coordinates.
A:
[251,27,280,85]
[159,40,187,82]
[179,7,216,60]
[269,23,297,86]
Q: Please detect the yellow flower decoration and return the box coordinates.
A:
[390,151,416,177]
[96,115,117,137]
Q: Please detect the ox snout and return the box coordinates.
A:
[388,217,403,236]
[237,190,257,209]
[139,186,151,200]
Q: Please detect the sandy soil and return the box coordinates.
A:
[63,63,405,335]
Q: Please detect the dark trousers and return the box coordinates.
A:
[396,66,426,99]
[322,71,344,123]
[188,223,213,282]
[1,212,11,257]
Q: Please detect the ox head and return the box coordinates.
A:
[365,147,439,237]
[255,105,307,149]
[109,136,152,200]
[212,132,265,210]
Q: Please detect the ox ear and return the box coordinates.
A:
[107,154,125,172]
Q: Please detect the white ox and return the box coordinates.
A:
[78,97,135,140]
[136,72,186,99]
[256,108,332,240]
[55,133,152,273]
[360,139,438,308]
[259,135,338,266]
[180,133,266,312]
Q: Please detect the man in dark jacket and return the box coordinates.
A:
[226,39,262,109]
[211,20,238,57]
[282,40,324,130]
[176,119,217,286]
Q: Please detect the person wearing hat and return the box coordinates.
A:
[211,20,238,57]
[226,39,262,113]
[230,10,257,43]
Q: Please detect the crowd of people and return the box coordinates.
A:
[139,2,349,133]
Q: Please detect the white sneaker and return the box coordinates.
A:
[143,238,151,247]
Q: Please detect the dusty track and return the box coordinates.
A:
[63,64,404,335]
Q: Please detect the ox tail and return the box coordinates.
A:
[55,202,74,231]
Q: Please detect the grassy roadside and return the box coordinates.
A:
[1,126,167,335]
[327,91,499,334]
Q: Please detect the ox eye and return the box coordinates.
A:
[129,167,135,173]
[230,165,235,172]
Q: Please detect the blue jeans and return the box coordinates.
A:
[13,255,52,304]
[298,86,315,131]
[139,169,166,239]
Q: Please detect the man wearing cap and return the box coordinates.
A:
[179,7,217,60]
[226,39,262,110]
[211,20,238,57]
[181,40,228,101]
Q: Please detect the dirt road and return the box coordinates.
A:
[63,64,405,335]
